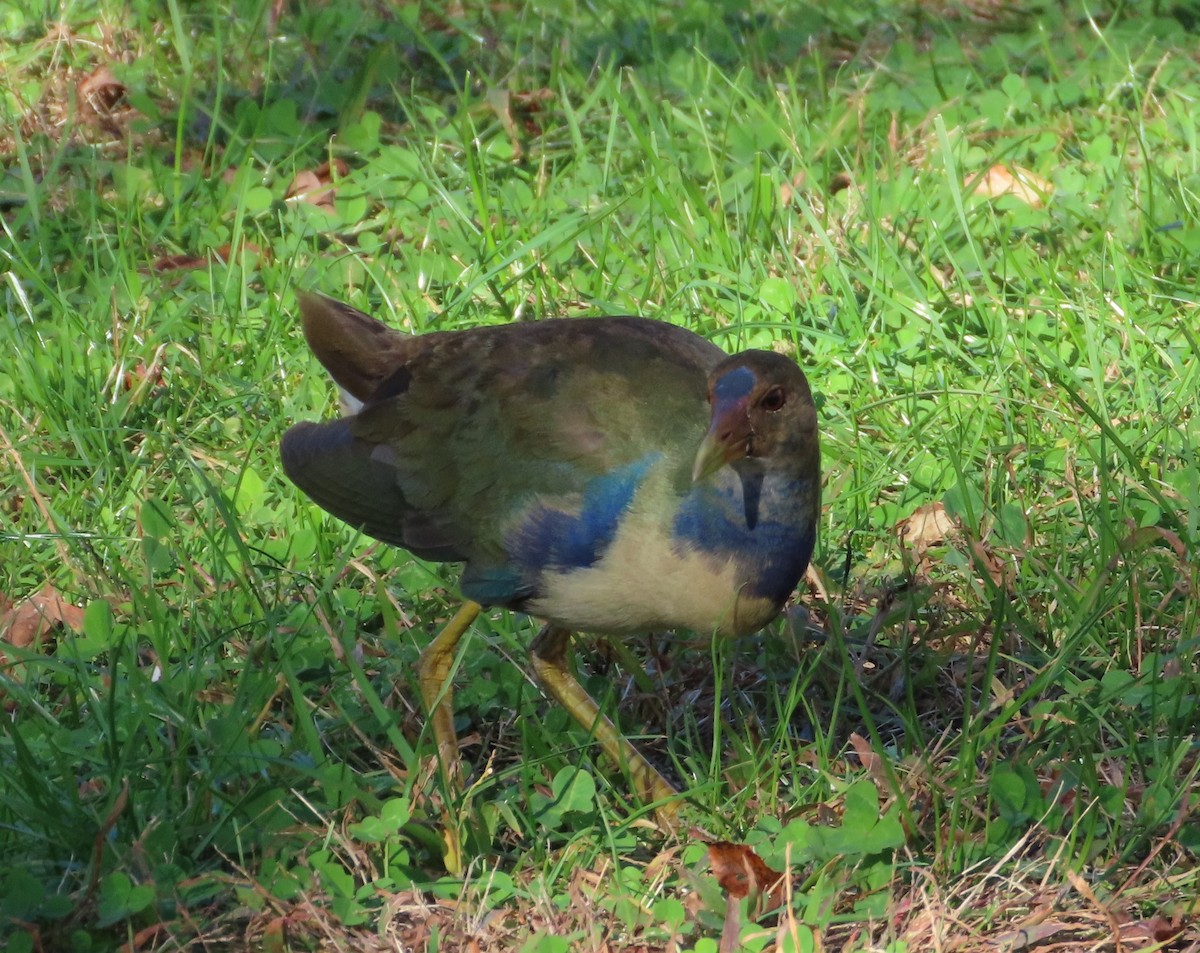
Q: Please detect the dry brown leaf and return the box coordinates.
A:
[211,242,265,264]
[285,169,323,204]
[261,916,287,953]
[123,360,164,394]
[1,584,85,651]
[642,843,681,885]
[988,920,1076,949]
[116,922,168,953]
[150,252,207,272]
[779,170,807,206]
[1065,868,1124,938]
[1116,524,1187,563]
[969,537,1015,590]
[719,891,742,953]
[317,159,349,179]
[848,731,888,787]
[148,242,265,273]
[707,841,784,908]
[511,88,553,130]
[1117,913,1187,945]
[488,87,554,160]
[285,158,348,210]
[966,163,1052,207]
[897,501,957,553]
[828,171,853,194]
[77,64,127,114]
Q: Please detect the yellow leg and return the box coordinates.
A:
[530,625,679,818]
[416,601,482,782]
[416,601,482,876]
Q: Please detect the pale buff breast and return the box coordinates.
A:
[524,465,781,637]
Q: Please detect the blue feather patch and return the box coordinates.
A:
[712,364,755,403]
[460,563,535,606]
[509,455,659,573]
[672,474,817,606]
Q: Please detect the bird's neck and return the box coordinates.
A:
[673,459,819,614]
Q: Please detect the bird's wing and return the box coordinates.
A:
[280,417,467,560]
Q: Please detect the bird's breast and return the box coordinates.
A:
[521,462,792,636]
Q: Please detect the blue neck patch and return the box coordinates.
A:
[672,472,817,606]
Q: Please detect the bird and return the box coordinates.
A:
[280,291,821,817]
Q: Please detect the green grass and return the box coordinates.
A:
[2,0,1199,949]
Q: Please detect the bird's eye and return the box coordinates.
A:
[760,386,786,412]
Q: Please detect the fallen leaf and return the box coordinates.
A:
[1,584,85,651]
[719,891,741,953]
[707,841,787,953]
[707,841,784,905]
[261,916,287,953]
[897,502,957,554]
[969,537,1015,590]
[779,170,806,205]
[987,920,1076,950]
[511,88,554,133]
[116,922,167,953]
[1117,914,1185,945]
[77,64,127,114]
[210,242,265,264]
[151,253,206,272]
[488,87,554,160]
[123,359,164,393]
[966,163,1052,207]
[828,171,853,194]
[148,242,264,273]
[286,170,324,204]
[848,731,888,786]
[1115,524,1187,564]
[285,158,349,210]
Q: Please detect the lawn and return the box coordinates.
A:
[1,0,1198,950]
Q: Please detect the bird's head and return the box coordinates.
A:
[692,350,818,482]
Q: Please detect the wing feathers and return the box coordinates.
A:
[279,419,466,560]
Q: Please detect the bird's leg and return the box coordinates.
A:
[415,600,482,877]
[529,624,679,817]
[417,600,482,782]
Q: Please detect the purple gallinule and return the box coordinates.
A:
[281,293,820,813]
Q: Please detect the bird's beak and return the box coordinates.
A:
[692,399,753,483]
